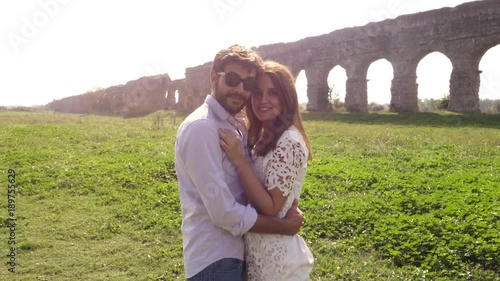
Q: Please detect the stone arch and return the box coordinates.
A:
[367,58,393,105]
[295,69,308,108]
[416,52,453,101]
[166,79,185,109]
[447,53,482,112]
[446,39,500,112]
[328,65,347,104]
[304,60,337,111]
[176,0,500,113]
[344,58,372,112]
[478,44,500,105]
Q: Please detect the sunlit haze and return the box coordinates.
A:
[1,0,498,107]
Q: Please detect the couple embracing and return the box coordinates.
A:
[175,44,313,281]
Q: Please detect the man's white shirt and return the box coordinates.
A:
[175,95,257,278]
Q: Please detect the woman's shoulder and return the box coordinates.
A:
[279,125,305,143]
[276,126,308,156]
[270,126,308,167]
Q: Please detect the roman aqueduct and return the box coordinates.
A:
[48,0,500,115]
[168,0,500,113]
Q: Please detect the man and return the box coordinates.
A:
[175,44,304,280]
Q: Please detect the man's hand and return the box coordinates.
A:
[283,199,304,235]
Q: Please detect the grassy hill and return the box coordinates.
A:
[1,110,499,280]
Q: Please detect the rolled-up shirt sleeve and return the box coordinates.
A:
[177,119,257,236]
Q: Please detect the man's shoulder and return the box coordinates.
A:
[178,110,218,139]
[181,118,214,132]
[180,104,212,127]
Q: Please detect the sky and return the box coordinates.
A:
[1,0,499,107]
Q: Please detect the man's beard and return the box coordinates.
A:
[213,85,248,114]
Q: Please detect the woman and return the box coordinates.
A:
[219,60,314,280]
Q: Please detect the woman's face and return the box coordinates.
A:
[251,74,283,127]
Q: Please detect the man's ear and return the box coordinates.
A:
[210,70,217,86]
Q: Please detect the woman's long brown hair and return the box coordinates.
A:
[245,61,312,162]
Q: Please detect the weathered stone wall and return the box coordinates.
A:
[182,62,212,111]
[48,74,170,117]
[49,0,500,115]
[181,0,500,113]
[166,78,186,110]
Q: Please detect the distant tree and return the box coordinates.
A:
[328,84,345,112]
[418,98,437,112]
[299,102,308,111]
[480,99,500,114]
[436,95,450,111]
[368,102,386,112]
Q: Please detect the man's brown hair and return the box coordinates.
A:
[212,44,263,73]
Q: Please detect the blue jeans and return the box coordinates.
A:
[187,258,244,281]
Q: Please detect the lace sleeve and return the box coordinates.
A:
[264,133,307,197]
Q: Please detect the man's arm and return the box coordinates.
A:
[178,120,257,236]
[248,199,304,235]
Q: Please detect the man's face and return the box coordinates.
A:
[211,62,257,115]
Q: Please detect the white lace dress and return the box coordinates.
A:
[244,126,314,281]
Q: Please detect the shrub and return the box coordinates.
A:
[436,95,450,110]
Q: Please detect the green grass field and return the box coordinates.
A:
[1,110,499,280]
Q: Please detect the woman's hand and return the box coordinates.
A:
[234,110,246,130]
[218,128,247,167]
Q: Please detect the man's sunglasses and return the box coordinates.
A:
[217,72,258,92]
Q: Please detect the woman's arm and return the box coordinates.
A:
[250,199,304,235]
[219,128,281,216]
[219,129,305,217]
[235,151,286,217]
